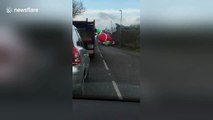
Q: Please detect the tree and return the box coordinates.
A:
[73,0,86,18]
[103,27,111,34]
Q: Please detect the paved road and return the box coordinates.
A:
[80,44,140,101]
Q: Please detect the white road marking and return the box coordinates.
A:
[97,47,100,52]
[100,53,103,58]
[98,45,122,99]
[103,60,109,70]
[112,80,123,100]
[97,45,101,53]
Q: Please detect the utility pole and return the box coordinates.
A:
[119,9,122,47]
[111,21,113,34]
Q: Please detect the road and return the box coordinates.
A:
[80,44,140,102]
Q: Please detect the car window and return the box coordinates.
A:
[75,29,85,48]
[73,28,79,45]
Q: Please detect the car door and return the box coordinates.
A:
[74,29,90,73]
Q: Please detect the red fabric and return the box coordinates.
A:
[107,34,112,41]
[98,33,107,42]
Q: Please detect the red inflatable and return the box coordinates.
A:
[107,34,112,42]
[97,33,107,42]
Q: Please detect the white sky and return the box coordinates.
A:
[74,9,140,30]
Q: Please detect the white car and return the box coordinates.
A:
[72,25,90,96]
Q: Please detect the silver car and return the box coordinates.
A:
[72,25,90,96]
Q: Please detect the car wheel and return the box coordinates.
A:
[73,73,85,97]
[85,69,89,80]
[73,87,83,97]
[80,79,85,96]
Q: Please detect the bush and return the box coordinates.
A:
[112,24,140,49]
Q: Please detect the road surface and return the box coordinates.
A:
[78,44,140,102]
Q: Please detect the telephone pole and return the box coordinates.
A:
[119,9,122,47]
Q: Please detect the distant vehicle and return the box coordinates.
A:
[72,25,90,96]
[73,18,96,57]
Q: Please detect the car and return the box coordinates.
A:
[72,25,90,96]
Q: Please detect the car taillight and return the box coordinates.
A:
[72,47,81,65]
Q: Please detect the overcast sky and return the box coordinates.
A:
[74,0,140,30]
[141,0,213,26]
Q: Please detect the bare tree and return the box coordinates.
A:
[73,0,86,18]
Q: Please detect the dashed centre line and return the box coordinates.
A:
[112,80,123,100]
[103,60,109,70]
[98,45,123,100]
[100,53,103,58]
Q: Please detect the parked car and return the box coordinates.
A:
[72,25,90,96]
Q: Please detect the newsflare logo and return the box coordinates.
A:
[6,7,39,14]
[6,7,13,13]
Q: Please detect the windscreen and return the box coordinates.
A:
[72,0,140,102]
